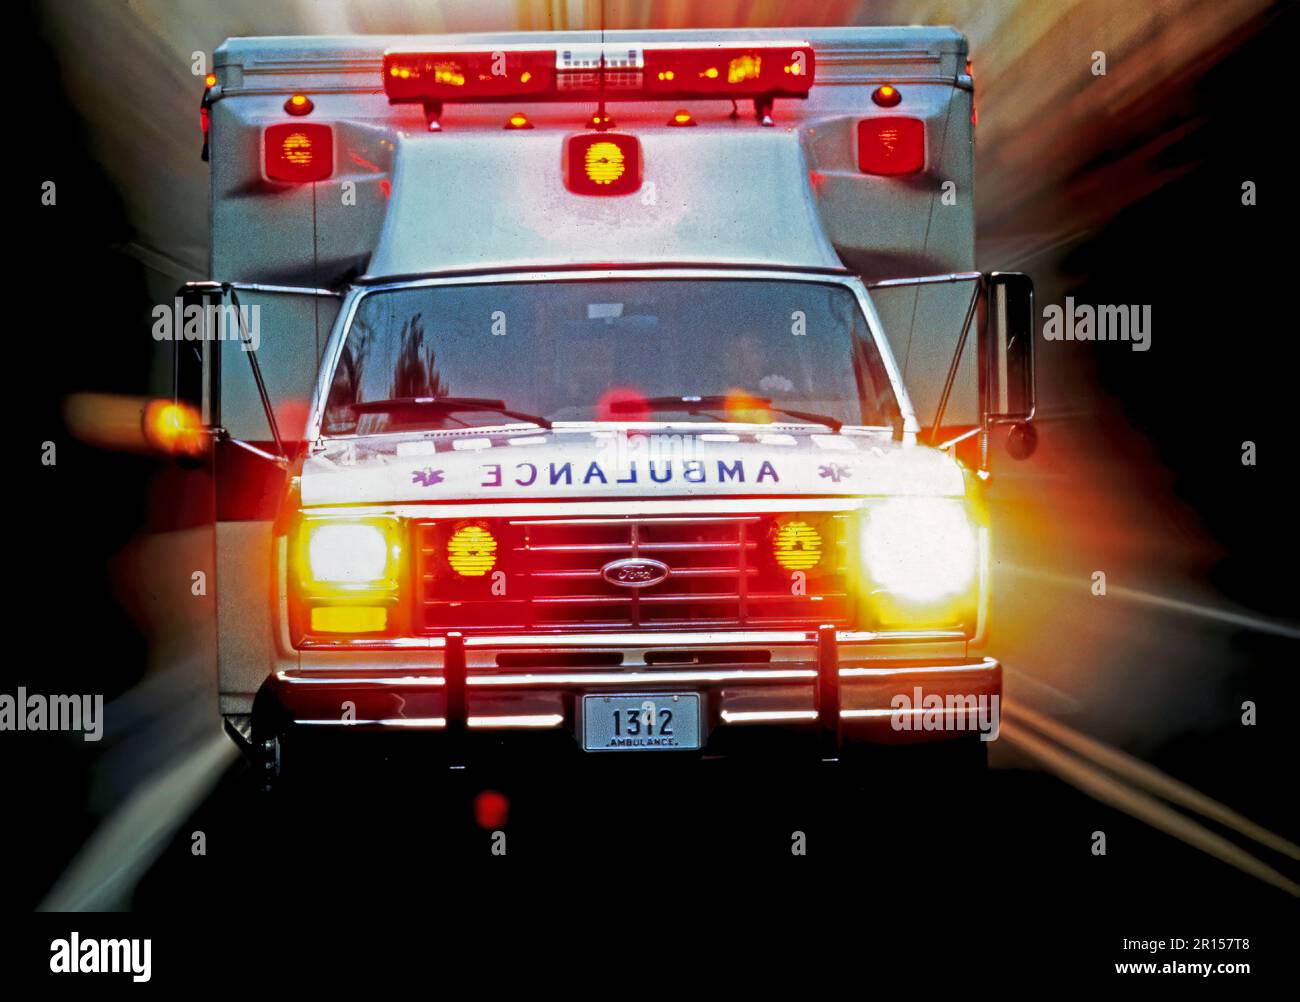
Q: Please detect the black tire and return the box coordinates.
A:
[250,683,291,794]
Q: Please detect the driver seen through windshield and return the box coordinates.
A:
[322,279,898,435]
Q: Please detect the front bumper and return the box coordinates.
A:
[260,630,1001,754]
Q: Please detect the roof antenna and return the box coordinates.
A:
[592,0,612,130]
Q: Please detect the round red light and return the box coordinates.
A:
[284,94,314,116]
[474,790,510,830]
[872,84,902,108]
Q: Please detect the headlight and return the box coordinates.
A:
[860,497,979,604]
[294,518,403,637]
[300,519,401,589]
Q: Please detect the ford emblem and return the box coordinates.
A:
[601,557,671,588]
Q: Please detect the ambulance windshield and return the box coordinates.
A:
[322,278,898,436]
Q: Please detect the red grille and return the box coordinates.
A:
[415,514,853,634]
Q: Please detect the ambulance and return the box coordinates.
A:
[167,26,1036,783]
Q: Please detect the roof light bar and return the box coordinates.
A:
[382,41,815,106]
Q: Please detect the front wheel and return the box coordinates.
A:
[251,684,291,793]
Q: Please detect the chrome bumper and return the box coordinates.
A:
[266,630,1000,751]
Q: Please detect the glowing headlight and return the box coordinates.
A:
[305,522,397,585]
[860,497,979,602]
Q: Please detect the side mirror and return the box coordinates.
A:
[175,282,220,405]
[151,283,222,464]
[985,272,1037,459]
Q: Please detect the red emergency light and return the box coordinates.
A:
[565,133,641,196]
[857,117,925,176]
[264,122,334,183]
[382,42,815,106]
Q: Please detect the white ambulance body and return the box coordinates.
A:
[180,27,1035,773]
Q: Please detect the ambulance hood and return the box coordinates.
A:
[299,424,965,507]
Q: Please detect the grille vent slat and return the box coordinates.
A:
[415,514,852,633]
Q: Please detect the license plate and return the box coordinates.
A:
[582,693,701,752]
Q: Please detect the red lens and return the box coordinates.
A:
[384,50,554,102]
[857,117,925,176]
[643,46,814,98]
[383,45,813,104]
[566,133,642,196]
[264,123,334,182]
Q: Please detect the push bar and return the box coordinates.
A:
[816,625,842,759]
[444,632,467,764]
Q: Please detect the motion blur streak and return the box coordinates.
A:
[999,715,1300,899]
[33,0,1274,300]
[1004,698,1300,861]
[1005,565,1300,641]
[37,732,236,912]
[62,392,158,454]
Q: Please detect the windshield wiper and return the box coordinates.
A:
[350,396,553,430]
[612,394,843,433]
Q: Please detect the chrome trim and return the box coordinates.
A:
[515,514,763,526]
[294,708,988,727]
[454,630,803,647]
[838,658,997,677]
[600,557,672,589]
[473,669,817,686]
[442,629,964,647]
[295,714,560,729]
[337,498,888,520]
[181,279,341,297]
[722,710,818,723]
[298,717,447,727]
[276,672,446,686]
[275,661,997,688]
[295,627,970,654]
[469,714,565,728]
[864,271,981,290]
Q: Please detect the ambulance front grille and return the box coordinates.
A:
[414,514,853,634]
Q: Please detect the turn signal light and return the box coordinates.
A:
[284,93,314,116]
[142,399,206,458]
[311,607,388,633]
[264,122,334,183]
[447,523,498,577]
[772,519,823,571]
[871,84,901,107]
